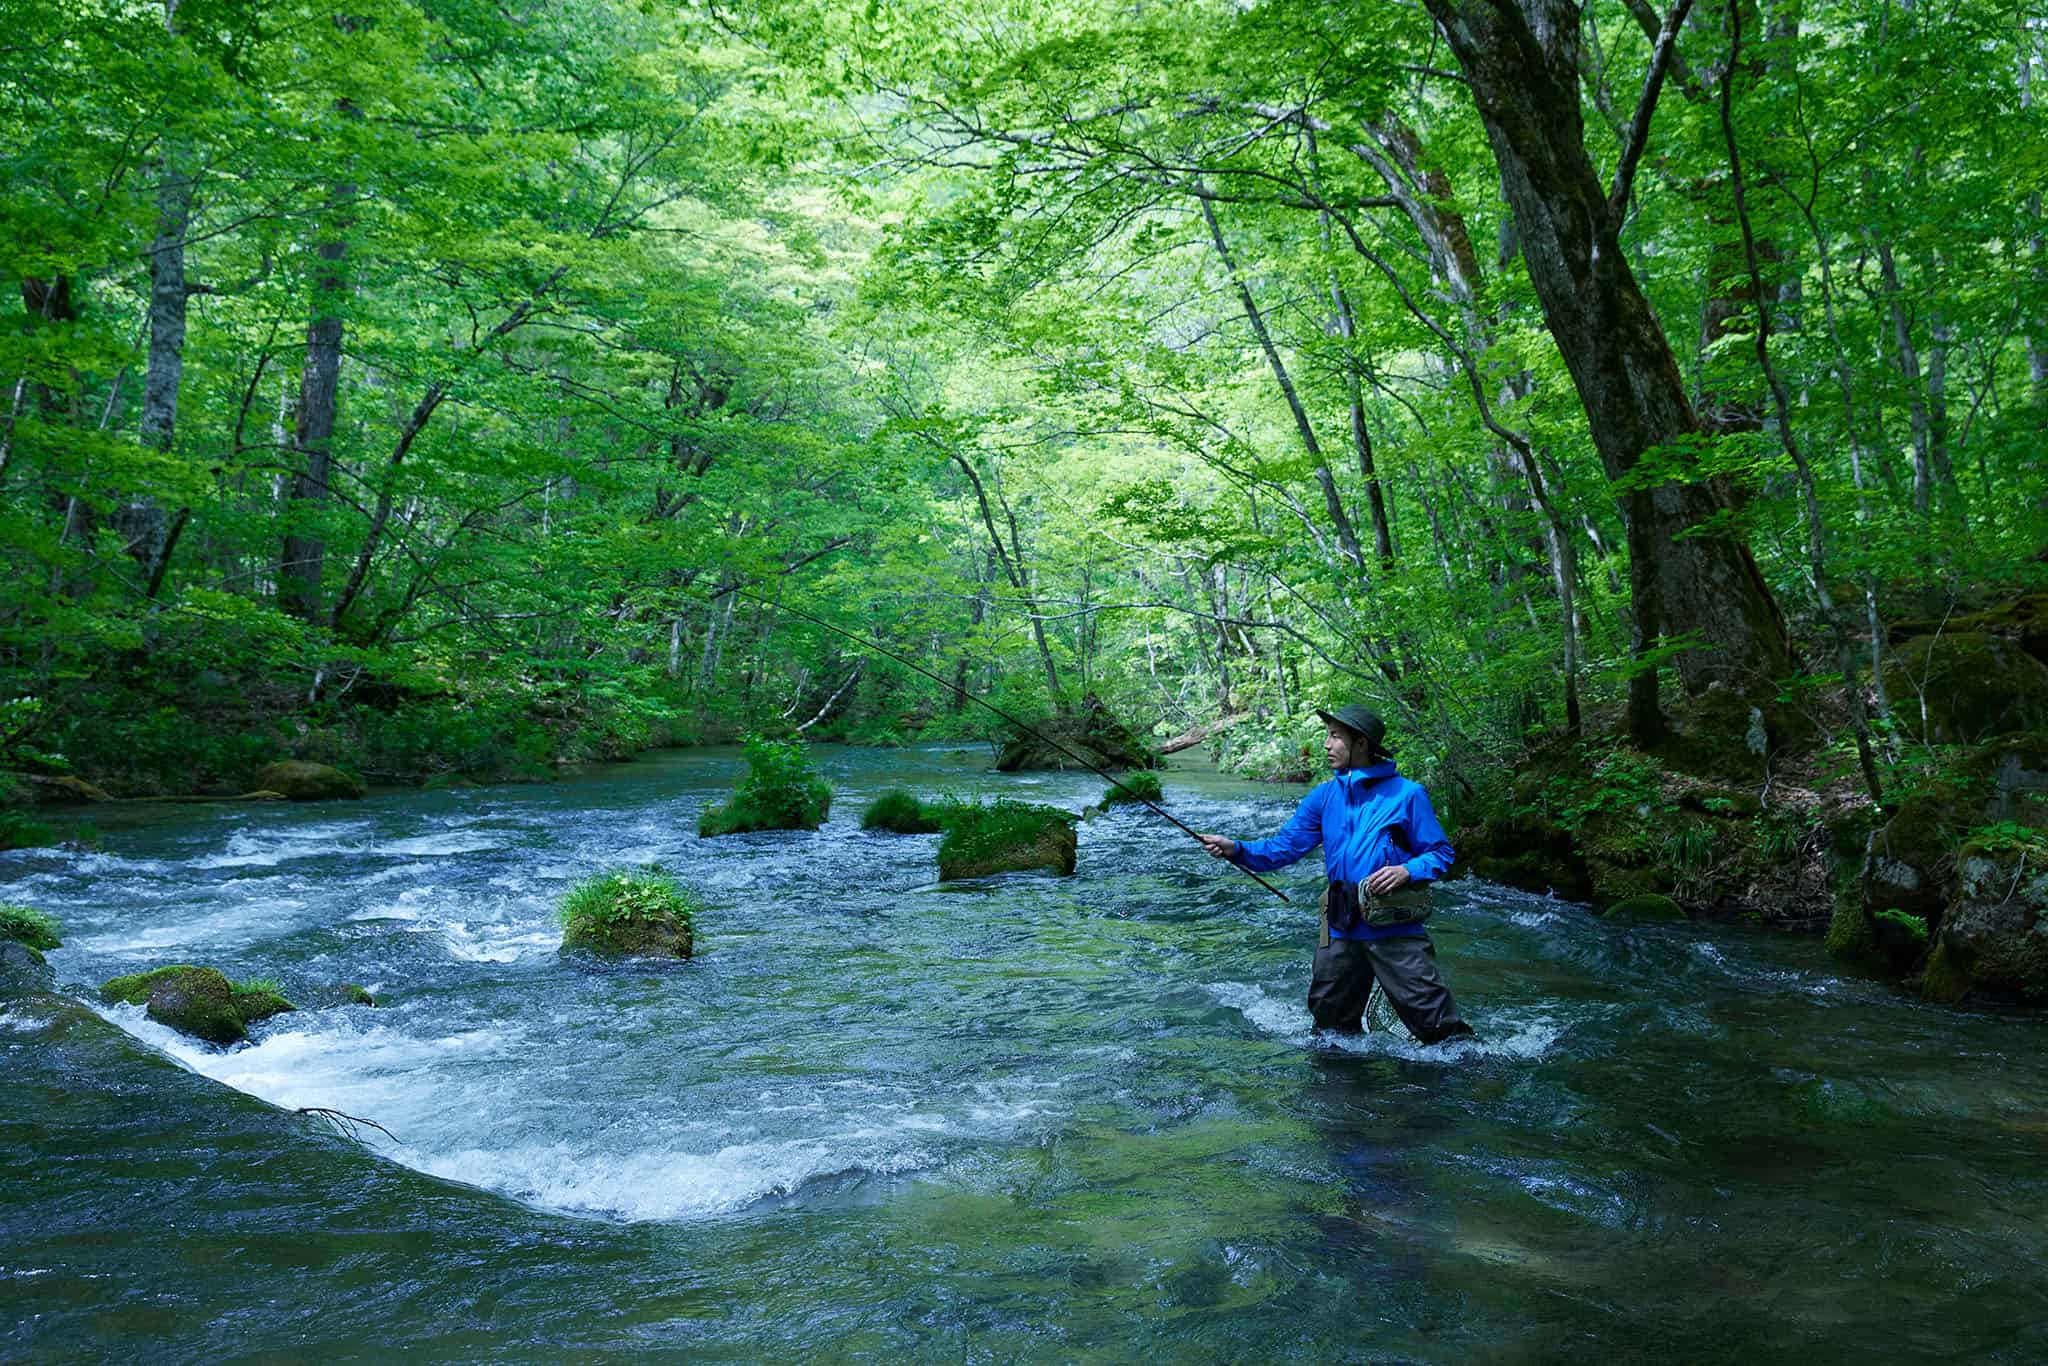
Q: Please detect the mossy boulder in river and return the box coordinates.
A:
[1830,733,2048,999]
[252,760,367,801]
[1920,837,2048,1003]
[100,966,297,1044]
[938,801,1079,880]
[995,695,1159,773]
[558,869,697,960]
[698,734,831,837]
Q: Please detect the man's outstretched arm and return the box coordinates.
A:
[1196,790,1324,872]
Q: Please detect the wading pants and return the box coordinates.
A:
[1308,933,1473,1045]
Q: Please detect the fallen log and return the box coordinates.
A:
[1159,713,1245,755]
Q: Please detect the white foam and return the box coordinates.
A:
[442,920,558,963]
[191,822,371,870]
[372,832,501,858]
[90,1001,1054,1223]
[1206,981,1562,1062]
[407,1134,936,1222]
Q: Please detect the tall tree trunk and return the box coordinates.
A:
[126,2,195,590]
[1422,0,1792,742]
[1199,198,1366,571]
[2026,30,2048,418]
[281,202,350,620]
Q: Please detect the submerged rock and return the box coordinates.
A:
[995,695,1158,773]
[1601,894,1686,922]
[101,966,250,1044]
[937,802,1079,880]
[252,761,366,802]
[0,940,55,997]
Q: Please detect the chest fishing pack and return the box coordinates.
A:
[1322,879,1433,934]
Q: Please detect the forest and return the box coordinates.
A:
[4,0,2045,920]
[8,3,2048,1355]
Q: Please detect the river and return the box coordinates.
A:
[4,744,2044,1360]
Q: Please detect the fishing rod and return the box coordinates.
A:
[724,584,1291,903]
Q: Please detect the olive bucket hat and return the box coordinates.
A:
[1314,703,1392,757]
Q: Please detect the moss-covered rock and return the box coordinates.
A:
[1601,893,1686,921]
[1928,840,2048,1002]
[1891,591,2048,668]
[1953,732,2048,825]
[558,869,697,960]
[1859,792,1960,923]
[1825,890,1887,972]
[252,760,367,801]
[341,983,376,1006]
[861,789,947,834]
[101,966,248,1044]
[0,940,54,997]
[1919,940,1973,1005]
[995,695,1158,773]
[1880,632,2048,745]
[937,802,1079,880]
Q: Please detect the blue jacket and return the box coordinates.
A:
[1230,761,1455,940]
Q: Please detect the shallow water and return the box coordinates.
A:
[4,745,2045,1360]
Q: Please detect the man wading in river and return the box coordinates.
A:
[1197,705,1474,1045]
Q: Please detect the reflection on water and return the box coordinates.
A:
[3,744,2045,1360]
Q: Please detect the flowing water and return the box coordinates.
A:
[4,745,2045,1361]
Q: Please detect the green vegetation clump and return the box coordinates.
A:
[1102,770,1164,806]
[231,976,298,1024]
[0,904,61,951]
[0,809,55,852]
[862,788,948,833]
[559,868,698,959]
[938,801,1079,880]
[698,734,832,837]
